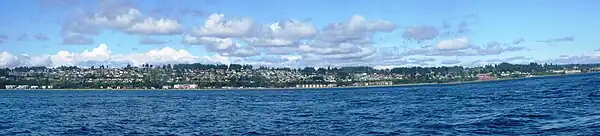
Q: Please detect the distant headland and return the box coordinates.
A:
[1,62,599,90]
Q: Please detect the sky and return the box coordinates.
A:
[1,0,599,69]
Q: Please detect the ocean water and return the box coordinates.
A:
[1,74,600,136]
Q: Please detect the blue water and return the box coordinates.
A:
[1,74,600,135]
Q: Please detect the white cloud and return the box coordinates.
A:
[319,15,396,43]
[80,44,111,62]
[229,47,259,57]
[27,55,53,67]
[112,47,200,66]
[0,44,236,68]
[281,55,302,61]
[85,8,141,29]
[126,18,181,35]
[244,38,295,47]
[183,35,239,51]
[0,52,20,68]
[264,20,317,40]
[60,3,183,44]
[50,51,76,66]
[320,47,376,60]
[193,13,254,38]
[435,37,469,50]
[243,20,316,47]
[201,54,234,64]
[348,15,396,32]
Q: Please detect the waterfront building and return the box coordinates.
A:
[5,85,17,89]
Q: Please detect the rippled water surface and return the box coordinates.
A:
[2,73,600,135]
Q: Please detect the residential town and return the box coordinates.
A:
[1,62,599,90]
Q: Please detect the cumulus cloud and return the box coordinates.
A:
[228,47,260,57]
[183,35,239,51]
[264,20,317,40]
[0,44,238,68]
[84,8,141,29]
[112,47,200,66]
[289,15,396,66]
[244,20,317,47]
[25,55,53,67]
[403,40,527,57]
[0,52,21,68]
[182,35,259,57]
[183,14,395,61]
[49,51,76,66]
[60,17,100,45]
[595,48,600,51]
[59,1,182,44]
[125,18,182,35]
[435,37,469,50]
[402,26,439,42]
[318,15,395,43]
[80,44,111,62]
[264,47,300,55]
[62,18,101,35]
[299,42,362,55]
[320,47,377,60]
[193,13,254,38]
[244,38,296,47]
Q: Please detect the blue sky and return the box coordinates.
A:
[0,0,599,68]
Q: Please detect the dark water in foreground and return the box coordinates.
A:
[1,74,600,135]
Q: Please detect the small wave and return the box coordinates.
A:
[540,114,600,132]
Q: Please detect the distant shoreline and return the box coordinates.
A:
[1,72,595,91]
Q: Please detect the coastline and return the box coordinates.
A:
[1,72,596,91]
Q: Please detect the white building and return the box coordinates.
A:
[174,84,198,89]
[5,85,17,89]
[189,84,198,89]
[16,85,29,89]
[566,70,582,74]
